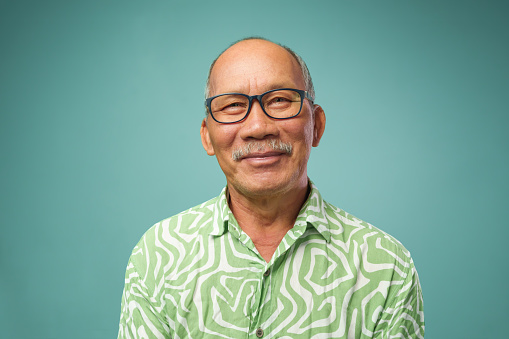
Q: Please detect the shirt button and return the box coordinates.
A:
[263,269,270,277]
[256,328,264,337]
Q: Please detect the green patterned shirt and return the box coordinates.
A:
[118,182,424,338]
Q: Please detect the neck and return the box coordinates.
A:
[227,178,310,262]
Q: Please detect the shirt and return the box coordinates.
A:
[118,182,424,338]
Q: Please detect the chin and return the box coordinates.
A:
[232,172,305,197]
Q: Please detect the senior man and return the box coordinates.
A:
[118,38,424,338]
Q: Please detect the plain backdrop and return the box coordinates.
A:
[1,0,508,338]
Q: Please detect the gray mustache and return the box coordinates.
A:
[232,140,293,161]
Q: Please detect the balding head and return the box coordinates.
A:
[205,38,315,102]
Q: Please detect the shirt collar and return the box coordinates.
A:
[209,186,230,237]
[295,180,332,243]
[209,180,331,243]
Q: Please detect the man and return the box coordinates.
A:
[118,38,424,338]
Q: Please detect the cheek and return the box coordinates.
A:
[282,120,314,146]
[210,126,238,151]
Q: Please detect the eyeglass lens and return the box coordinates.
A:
[210,89,302,123]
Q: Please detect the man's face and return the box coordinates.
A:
[200,40,325,198]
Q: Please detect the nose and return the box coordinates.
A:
[238,99,279,140]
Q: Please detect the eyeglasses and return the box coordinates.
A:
[205,88,314,124]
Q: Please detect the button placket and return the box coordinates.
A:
[252,267,271,338]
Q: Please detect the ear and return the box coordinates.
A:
[312,104,326,147]
[200,118,215,156]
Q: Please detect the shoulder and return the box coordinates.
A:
[128,195,219,272]
[321,200,424,322]
[322,199,413,275]
[148,196,217,238]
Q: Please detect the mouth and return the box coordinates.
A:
[238,151,289,167]
[240,151,286,160]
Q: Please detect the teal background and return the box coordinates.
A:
[1,0,507,338]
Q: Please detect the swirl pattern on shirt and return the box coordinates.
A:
[118,183,424,338]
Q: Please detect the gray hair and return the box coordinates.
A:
[204,37,315,105]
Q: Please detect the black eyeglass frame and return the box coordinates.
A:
[205,88,314,124]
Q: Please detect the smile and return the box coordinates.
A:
[240,151,287,165]
[241,151,285,159]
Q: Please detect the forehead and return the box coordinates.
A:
[209,40,305,96]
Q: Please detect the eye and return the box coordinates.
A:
[273,97,291,103]
[222,101,247,114]
[266,96,293,109]
[211,94,249,115]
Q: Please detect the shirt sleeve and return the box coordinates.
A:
[118,254,171,339]
[373,259,425,338]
